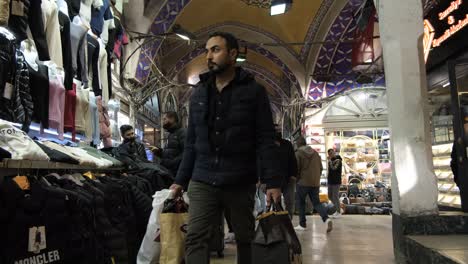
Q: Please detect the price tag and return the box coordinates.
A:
[11,0,24,17]
[3,82,13,99]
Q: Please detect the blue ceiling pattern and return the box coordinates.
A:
[134,0,386,103]
[308,0,385,101]
[135,0,192,82]
[170,41,301,93]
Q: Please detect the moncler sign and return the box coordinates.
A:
[14,251,61,264]
[13,226,61,264]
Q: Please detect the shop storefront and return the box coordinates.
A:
[304,88,392,203]
[425,0,468,210]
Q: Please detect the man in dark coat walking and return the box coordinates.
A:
[170,32,283,264]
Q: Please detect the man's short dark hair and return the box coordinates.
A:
[120,125,133,135]
[164,111,179,123]
[295,136,307,147]
[208,32,239,52]
[328,149,334,154]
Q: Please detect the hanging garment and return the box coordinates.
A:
[108,100,120,142]
[46,72,66,140]
[75,86,91,140]
[79,0,104,28]
[64,81,77,140]
[0,0,9,26]
[59,11,73,90]
[0,48,32,131]
[0,119,50,160]
[28,63,50,128]
[98,39,109,105]
[0,178,76,264]
[89,91,100,146]
[57,0,69,17]
[14,50,33,132]
[7,0,50,60]
[106,16,122,54]
[65,0,81,19]
[90,0,113,38]
[97,97,111,144]
[0,28,17,122]
[42,0,64,69]
[70,18,88,76]
[87,34,101,96]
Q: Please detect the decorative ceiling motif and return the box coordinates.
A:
[170,42,301,93]
[164,21,300,62]
[308,0,385,101]
[136,0,192,81]
[240,0,271,8]
[300,0,335,63]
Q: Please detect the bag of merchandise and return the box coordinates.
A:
[137,189,173,264]
[252,203,302,264]
[159,197,189,264]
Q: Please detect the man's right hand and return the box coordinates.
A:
[169,184,183,197]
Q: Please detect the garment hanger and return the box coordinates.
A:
[63,173,84,186]
[13,168,30,190]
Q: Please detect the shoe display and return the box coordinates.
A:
[294,225,307,231]
[326,219,333,233]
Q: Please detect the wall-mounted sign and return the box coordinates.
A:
[425,0,468,70]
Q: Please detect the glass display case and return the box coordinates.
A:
[431,115,461,208]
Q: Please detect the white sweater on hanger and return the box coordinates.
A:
[42,0,64,70]
[98,38,109,107]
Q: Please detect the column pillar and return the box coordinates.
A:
[378,0,439,261]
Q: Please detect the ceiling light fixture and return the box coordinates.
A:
[442,82,450,87]
[175,33,190,41]
[236,47,248,63]
[271,0,292,16]
[172,24,196,41]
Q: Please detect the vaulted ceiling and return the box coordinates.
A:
[130,0,381,109]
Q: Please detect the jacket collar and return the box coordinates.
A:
[198,67,253,85]
[166,124,181,134]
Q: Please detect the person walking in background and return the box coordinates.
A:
[328,148,343,218]
[274,124,297,219]
[294,136,333,233]
[158,111,186,176]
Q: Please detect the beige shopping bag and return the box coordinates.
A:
[159,212,189,264]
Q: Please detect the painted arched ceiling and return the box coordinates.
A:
[175,0,321,54]
[132,0,385,104]
[135,0,335,95]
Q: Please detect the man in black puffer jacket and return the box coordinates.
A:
[170,32,283,264]
[159,111,186,176]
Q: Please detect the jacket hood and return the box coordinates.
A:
[297,145,316,158]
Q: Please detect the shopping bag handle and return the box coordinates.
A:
[266,201,284,212]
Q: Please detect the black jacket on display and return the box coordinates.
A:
[161,126,186,175]
[328,155,343,185]
[0,178,74,264]
[175,68,282,189]
[8,0,50,60]
[59,12,73,90]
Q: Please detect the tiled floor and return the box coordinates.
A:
[210,215,395,264]
[408,235,468,264]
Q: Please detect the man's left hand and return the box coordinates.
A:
[266,188,282,206]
